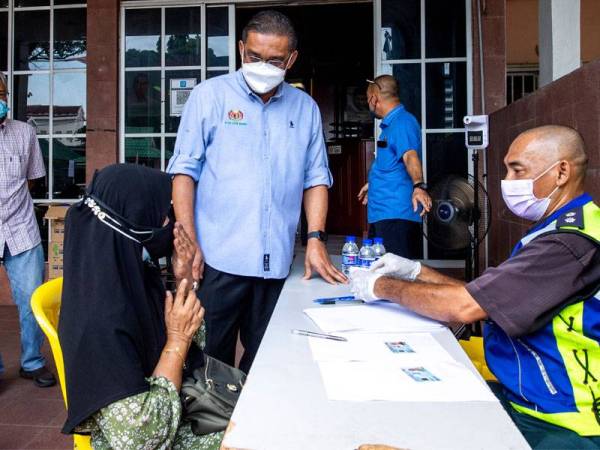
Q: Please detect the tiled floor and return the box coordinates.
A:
[0,306,71,450]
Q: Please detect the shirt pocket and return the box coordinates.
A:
[375,146,399,172]
[0,154,25,180]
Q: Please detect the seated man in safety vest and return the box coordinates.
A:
[349,125,600,449]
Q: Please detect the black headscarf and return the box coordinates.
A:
[59,164,178,434]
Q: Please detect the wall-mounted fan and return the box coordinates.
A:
[423,174,491,281]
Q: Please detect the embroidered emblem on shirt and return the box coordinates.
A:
[225,110,248,126]
[289,121,294,128]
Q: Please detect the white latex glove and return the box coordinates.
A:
[369,253,421,281]
[349,267,383,302]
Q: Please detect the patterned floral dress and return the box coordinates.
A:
[75,323,224,450]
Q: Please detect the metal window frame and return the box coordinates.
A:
[374,0,473,267]
[119,2,235,167]
[5,0,87,204]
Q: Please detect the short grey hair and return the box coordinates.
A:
[0,72,7,90]
[242,10,298,51]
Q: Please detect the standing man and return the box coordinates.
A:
[167,10,345,373]
[0,72,56,387]
[358,75,431,257]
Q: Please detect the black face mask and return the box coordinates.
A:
[142,207,175,261]
[82,194,174,260]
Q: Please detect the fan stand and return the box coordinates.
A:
[465,148,483,336]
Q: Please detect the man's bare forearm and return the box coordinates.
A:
[303,185,328,231]
[374,277,486,324]
[418,265,466,286]
[172,175,198,243]
[403,150,424,185]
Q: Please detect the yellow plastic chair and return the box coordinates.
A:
[31,277,92,450]
[459,336,498,382]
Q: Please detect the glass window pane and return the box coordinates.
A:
[125,71,161,133]
[13,74,49,132]
[166,7,201,67]
[165,136,176,162]
[207,70,228,79]
[426,62,466,129]
[15,0,48,7]
[32,138,50,199]
[53,72,86,134]
[14,10,50,70]
[425,0,466,58]
[392,64,421,124]
[381,0,420,60]
[125,9,160,67]
[207,7,229,67]
[54,8,87,69]
[0,12,7,71]
[165,70,200,133]
[54,0,86,5]
[0,0,7,7]
[53,137,85,199]
[125,137,161,169]
[425,132,468,260]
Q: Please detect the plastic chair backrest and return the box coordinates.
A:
[30,277,92,450]
[459,336,498,382]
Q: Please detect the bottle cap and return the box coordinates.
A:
[374,237,384,244]
[345,236,356,242]
[363,239,373,246]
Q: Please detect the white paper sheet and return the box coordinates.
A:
[304,301,444,334]
[308,332,455,364]
[317,359,498,402]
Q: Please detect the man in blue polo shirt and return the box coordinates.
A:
[167,10,345,373]
[358,75,431,257]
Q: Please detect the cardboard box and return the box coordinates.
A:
[44,205,69,279]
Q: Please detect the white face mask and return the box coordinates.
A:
[501,161,560,221]
[241,60,287,95]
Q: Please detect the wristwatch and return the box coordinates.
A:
[307,230,328,243]
[413,182,428,191]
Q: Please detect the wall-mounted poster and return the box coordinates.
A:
[170,78,197,117]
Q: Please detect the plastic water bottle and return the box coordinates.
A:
[372,237,386,261]
[341,236,359,276]
[359,239,376,268]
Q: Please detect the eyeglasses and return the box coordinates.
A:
[244,51,290,70]
[366,79,383,90]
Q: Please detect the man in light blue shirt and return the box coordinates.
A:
[167,10,345,372]
[358,75,431,258]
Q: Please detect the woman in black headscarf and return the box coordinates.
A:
[58,164,223,449]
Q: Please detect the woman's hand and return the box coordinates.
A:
[172,223,196,289]
[164,279,204,348]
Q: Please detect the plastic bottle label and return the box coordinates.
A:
[342,255,358,266]
[361,257,375,268]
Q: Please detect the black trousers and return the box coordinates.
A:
[368,218,423,258]
[198,264,285,374]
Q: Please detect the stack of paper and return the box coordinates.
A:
[302,304,497,403]
[303,301,444,334]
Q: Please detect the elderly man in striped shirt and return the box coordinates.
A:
[0,72,56,388]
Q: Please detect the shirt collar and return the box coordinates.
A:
[235,69,285,102]
[380,104,405,129]
[527,192,593,235]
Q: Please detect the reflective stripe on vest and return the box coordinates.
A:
[485,200,600,436]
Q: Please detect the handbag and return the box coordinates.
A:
[180,353,246,436]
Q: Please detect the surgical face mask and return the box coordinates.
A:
[83,194,175,260]
[0,100,8,119]
[501,161,560,221]
[241,60,287,95]
[142,208,175,261]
